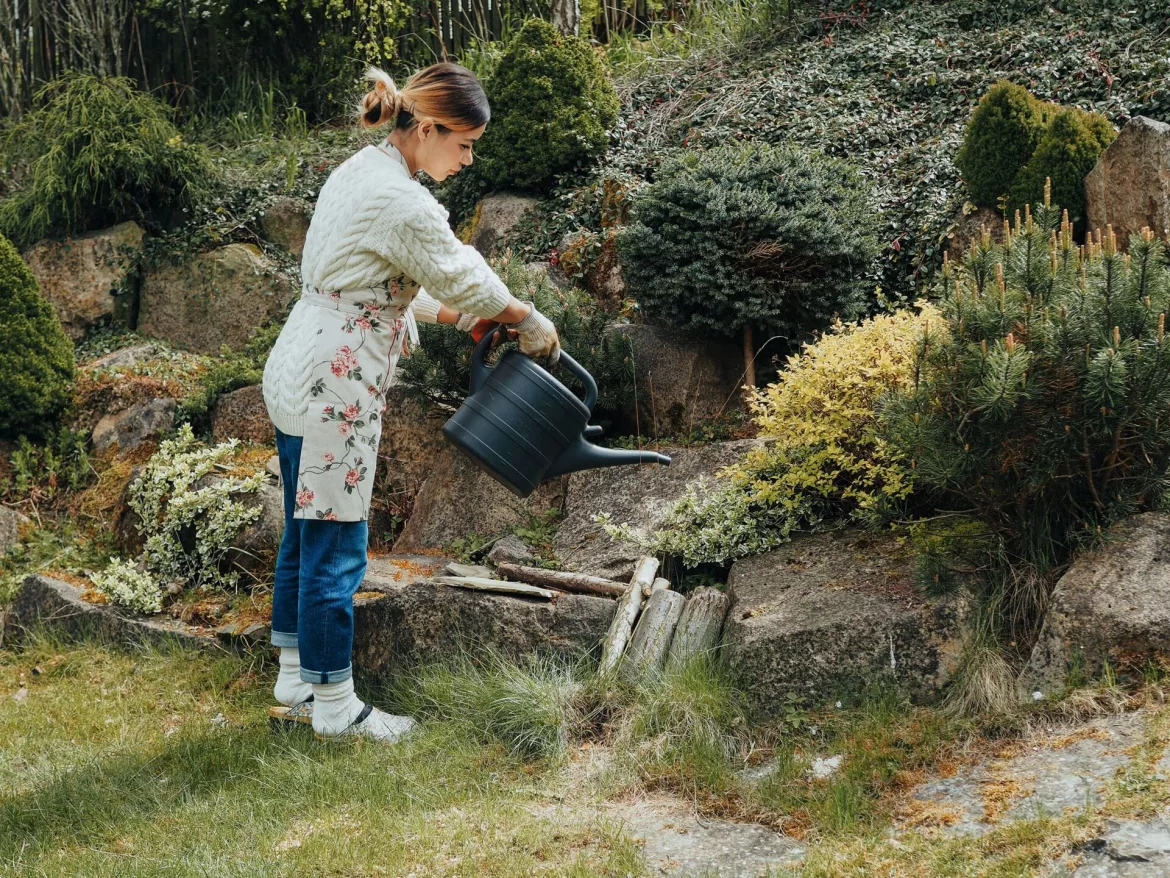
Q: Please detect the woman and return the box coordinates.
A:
[261,63,561,742]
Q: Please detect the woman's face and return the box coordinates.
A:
[415,120,486,182]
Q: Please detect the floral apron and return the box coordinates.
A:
[292,277,420,522]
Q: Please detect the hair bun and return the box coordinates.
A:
[359,66,400,128]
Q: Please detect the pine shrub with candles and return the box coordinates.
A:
[880,181,1170,632]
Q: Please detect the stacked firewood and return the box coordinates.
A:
[436,554,730,682]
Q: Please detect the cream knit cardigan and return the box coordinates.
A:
[262,142,512,437]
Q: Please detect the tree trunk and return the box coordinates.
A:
[494,563,626,598]
[743,323,756,388]
[599,556,659,675]
[665,587,730,672]
[621,588,686,684]
[551,0,580,36]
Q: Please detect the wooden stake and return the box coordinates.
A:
[665,587,730,672]
[743,323,756,388]
[599,556,659,675]
[494,563,626,599]
[622,588,686,684]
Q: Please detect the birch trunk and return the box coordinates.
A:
[598,556,658,675]
[665,587,730,672]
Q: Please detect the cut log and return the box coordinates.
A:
[494,563,626,598]
[646,576,670,597]
[621,588,686,684]
[598,556,659,675]
[665,587,730,672]
[433,576,557,600]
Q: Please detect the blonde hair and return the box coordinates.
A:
[358,63,490,133]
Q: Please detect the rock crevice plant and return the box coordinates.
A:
[93,424,266,613]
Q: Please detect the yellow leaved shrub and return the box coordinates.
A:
[600,304,940,565]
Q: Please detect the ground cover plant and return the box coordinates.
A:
[504,0,1170,303]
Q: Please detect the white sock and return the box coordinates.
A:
[312,677,418,743]
[273,647,313,707]
[311,678,365,734]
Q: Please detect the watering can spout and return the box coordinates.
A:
[544,436,671,479]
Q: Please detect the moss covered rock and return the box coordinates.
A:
[475,18,619,191]
[0,234,75,438]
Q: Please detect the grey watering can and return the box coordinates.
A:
[442,326,671,498]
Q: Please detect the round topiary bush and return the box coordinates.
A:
[955,80,1053,209]
[474,18,619,192]
[0,234,75,438]
[0,74,214,248]
[1009,107,1115,227]
[616,142,879,377]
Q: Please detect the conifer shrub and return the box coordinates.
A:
[0,234,74,439]
[397,253,633,411]
[616,142,879,370]
[474,19,619,192]
[0,75,213,248]
[1009,107,1115,229]
[880,189,1170,631]
[599,307,936,565]
[954,81,1053,210]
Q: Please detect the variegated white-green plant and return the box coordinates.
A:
[95,424,266,613]
[91,557,163,615]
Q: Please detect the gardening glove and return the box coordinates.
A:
[511,303,561,366]
[454,311,481,333]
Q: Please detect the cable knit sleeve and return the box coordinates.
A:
[409,288,442,323]
[380,197,513,320]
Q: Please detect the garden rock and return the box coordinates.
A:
[393,443,567,553]
[5,574,220,651]
[91,397,177,455]
[524,260,570,290]
[260,197,312,259]
[723,528,968,712]
[21,221,145,340]
[467,193,539,256]
[487,534,540,567]
[553,440,757,581]
[351,555,615,677]
[0,504,31,555]
[1024,513,1170,696]
[87,342,163,372]
[607,324,746,435]
[1085,116,1170,250]
[373,387,449,533]
[210,384,275,445]
[138,244,295,353]
[946,204,1005,258]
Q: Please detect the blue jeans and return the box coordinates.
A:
[270,427,369,684]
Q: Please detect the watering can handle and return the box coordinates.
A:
[469,323,504,395]
[469,323,598,412]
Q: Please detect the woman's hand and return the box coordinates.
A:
[511,304,561,365]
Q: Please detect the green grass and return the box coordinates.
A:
[0,635,648,877]
[5,624,1168,876]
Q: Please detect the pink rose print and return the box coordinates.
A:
[367,385,378,395]
[338,422,353,438]
[295,488,314,508]
[342,404,361,422]
[329,291,341,301]
[323,404,334,415]
[356,317,372,331]
[324,511,338,521]
[388,278,401,296]
[322,452,335,463]
[345,468,361,487]
[330,345,359,378]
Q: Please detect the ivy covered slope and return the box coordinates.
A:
[513,0,1169,301]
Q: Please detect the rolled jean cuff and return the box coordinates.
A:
[300,664,353,685]
[271,629,299,648]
